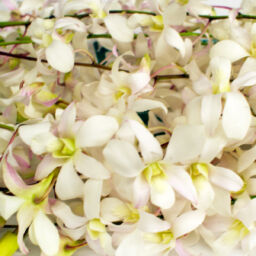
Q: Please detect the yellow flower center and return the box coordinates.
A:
[114,86,131,101]
[144,230,174,245]
[176,0,189,5]
[87,219,106,240]
[114,203,140,223]
[51,138,76,158]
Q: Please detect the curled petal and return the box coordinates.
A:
[51,201,86,229]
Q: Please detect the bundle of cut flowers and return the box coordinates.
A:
[1,0,256,255]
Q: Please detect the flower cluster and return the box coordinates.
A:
[0,0,256,255]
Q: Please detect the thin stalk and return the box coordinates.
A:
[0,51,189,78]
[0,51,112,71]
[0,40,32,47]
[0,124,15,131]
[0,20,30,28]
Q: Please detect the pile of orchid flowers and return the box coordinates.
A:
[2,0,256,255]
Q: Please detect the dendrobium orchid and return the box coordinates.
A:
[1,1,256,255]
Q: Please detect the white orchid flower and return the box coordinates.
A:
[1,157,60,255]
[103,119,197,210]
[115,208,205,256]
[28,17,86,73]
[19,103,118,200]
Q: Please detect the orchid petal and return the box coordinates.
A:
[150,180,175,209]
[55,17,86,32]
[83,179,102,220]
[238,145,256,173]
[201,94,222,135]
[35,154,65,180]
[103,139,144,177]
[210,40,249,63]
[132,99,168,114]
[76,115,119,148]
[222,92,251,140]
[100,197,126,223]
[105,15,134,43]
[55,161,84,200]
[17,203,35,254]
[19,122,51,146]
[209,166,243,192]
[137,210,171,233]
[0,192,24,220]
[164,125,206,163]
[165,165,198,205]
[164,27,185,57]
[74,151,110,179]
[172,210,205,238]
[45,40,74,73]
[51,200,86,229]
[133,175,150,208]
[58,102,76,138]
[128,120,163,163]
[33,211,60,256]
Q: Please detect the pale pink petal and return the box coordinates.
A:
[172,210,205,238]
[128,120,163,163]
[76,115,119,148]
[103,139,144,177]
[55,161,84,200]
[74,151,110,179]
[35,154,65,180]
[83,179,102,220]
[209,165,243,192]
[222,92,251,140]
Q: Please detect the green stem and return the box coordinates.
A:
[0,124,15,131]
[0,40,32,46]
[199,13,256,21]
[0,20,30,28]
